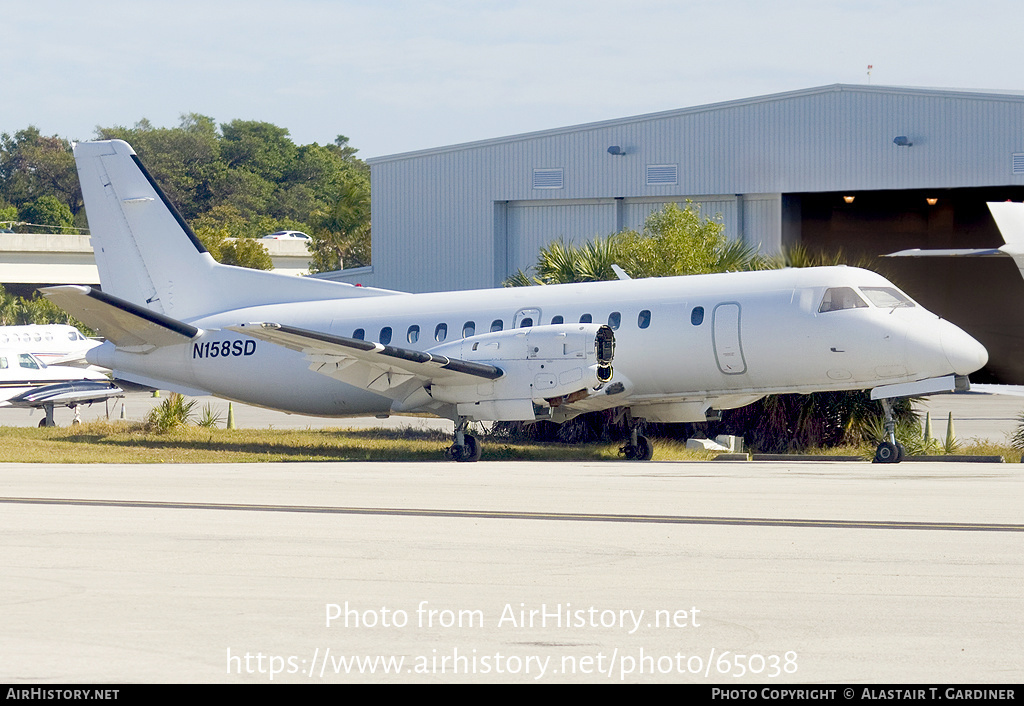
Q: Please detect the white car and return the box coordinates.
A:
[261,231,311,240]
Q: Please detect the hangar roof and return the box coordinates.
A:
[370,84,1024,165]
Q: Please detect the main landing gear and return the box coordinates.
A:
[873,398,905,464]
[445,416,482,462]
[618,412,654,461]
[37,403,83,428]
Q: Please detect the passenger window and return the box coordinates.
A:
[519,317,533,328]
[638,310,651,329]
[435,323,448,342]
[379,327,392,345]
[407,325,420,343]
[463,321,475,338]
[819,287,869,313]
[691,307,704,326]
[352,328,365,340]
[490,319,503,332]
[551,315,563,325]
[607,312,621,330]
[18,354,39,370]
[579,314,592,323]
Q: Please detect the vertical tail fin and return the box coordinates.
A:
[988,201,1024,282]
[74,140,398,321]
[988,201,1024,247]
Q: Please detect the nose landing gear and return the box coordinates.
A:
[873,398,905,464]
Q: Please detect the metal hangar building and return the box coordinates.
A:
[343,84,1024,292]
[335,84,1024,381]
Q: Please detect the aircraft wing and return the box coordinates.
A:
[40,285,201,352]
[226,322,503,397]
[2,380,124,409]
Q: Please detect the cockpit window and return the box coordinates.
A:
[860,287,915,308]
[818,287,869,313]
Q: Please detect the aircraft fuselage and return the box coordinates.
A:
[88,265,984,422]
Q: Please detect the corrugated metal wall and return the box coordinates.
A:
[345,85,1024,292]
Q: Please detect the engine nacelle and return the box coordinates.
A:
[426,323,615,421]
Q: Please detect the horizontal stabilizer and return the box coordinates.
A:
[41,285,200,352]
[4,380,123,408]
[886,248,1005,258]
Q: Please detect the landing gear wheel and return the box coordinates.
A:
[895,442,906,462]
[634,434,653,461]
[620,434,654,461]
[460,434,482,462]
[445,434,482,462]
[874,441,899,464]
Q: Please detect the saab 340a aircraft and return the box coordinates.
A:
[43,140,988,462]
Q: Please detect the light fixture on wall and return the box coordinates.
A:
[607,146,626,156]
[843,195,856,204]
[926,197,938,206]
[893,136,913,147]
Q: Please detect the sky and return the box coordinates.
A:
[4,0,1023,159]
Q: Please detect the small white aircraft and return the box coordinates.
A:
[0,349,122,426]
[42,140,988,461]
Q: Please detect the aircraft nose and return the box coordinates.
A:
[938,320,988,375]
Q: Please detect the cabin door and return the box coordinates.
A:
[712,303,747,375]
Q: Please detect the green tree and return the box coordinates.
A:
[220,120,297,182]
[0,128,79,216]
[19,195,75,233]
[195,227,273,270]
[308,174,372,271]
[506,201,759,286]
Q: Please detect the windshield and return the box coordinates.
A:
[860,287,915,308]
[818,287,869,313]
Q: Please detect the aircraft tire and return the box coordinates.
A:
[446,435,482,462]
[874,441,900,464]
[620,435,654,461]
[460,435,482,462]
[635,435,654,461]
[895,442,906,462]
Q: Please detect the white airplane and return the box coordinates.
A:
[42,140,988,462]
[0,324,101,366]
[0,349,122,426]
